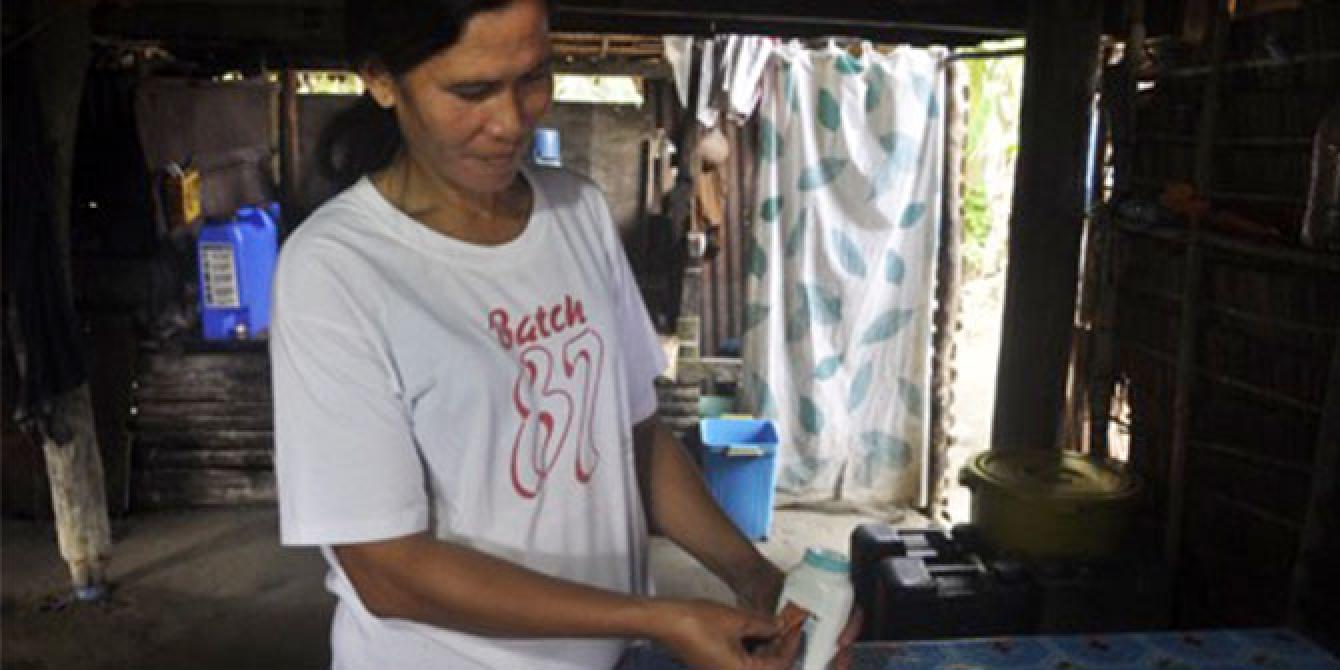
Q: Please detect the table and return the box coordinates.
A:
[629,628,1340,669]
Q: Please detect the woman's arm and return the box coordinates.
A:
[334,532,797,668]
[633,415,864,670]
[632,415,786,612]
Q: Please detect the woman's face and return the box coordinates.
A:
[366,0,554,195]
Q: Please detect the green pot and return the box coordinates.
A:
[959,449,1141,559]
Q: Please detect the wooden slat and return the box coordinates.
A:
[133,413,272,432]
[134,468,276,508]
[134,429,273,452]
[140,448,273,469]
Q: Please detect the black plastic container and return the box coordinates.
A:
[851,524,905,640]
[850,525,960,639]
[869,553,1040,641]
[852,524,1014,640]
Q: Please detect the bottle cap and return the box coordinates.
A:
[802,548,850,574]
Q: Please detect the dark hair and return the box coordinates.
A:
[317,0,520,187]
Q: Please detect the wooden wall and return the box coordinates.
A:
[1099,0,1340,649]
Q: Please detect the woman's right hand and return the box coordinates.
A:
[651,599,802,669]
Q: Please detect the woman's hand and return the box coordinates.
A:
[652,599,800,669]
[826,606,864,670]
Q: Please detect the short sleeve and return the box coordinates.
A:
[590,189,667,423]
[271,259,428,547]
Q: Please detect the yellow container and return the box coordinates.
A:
[959,449,1141,559]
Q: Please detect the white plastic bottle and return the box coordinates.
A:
[776,548,855,670]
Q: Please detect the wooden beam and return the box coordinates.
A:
[93,0,1027,62]
[553,0,1027,42]
[990,0,1103,452]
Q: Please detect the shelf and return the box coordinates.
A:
[1121,282,1339,338]
[1127,179,1306,206]
[1114,217,1340,274]
[1128,134,1313,149]
[1122,341,1325,415]
[1160,50,1340,78]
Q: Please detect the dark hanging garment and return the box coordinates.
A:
[2,40,89,442]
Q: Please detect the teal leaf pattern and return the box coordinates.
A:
[785,457,822,487]
[885,251,906,285]
[861,308,915,345]
[802,283,843,325]
[832,229,868,278]
[743,303,770,332]
[860,432,912,469]
[836,53,865,75]
[785,304,812,343]
[798,158,847,191]
[865,75,884,112]
[748,371,778,419]
[759,117,784,162]
[869,137,915,201]
[878,133,898,153]
[818,89,841,132]
[813,354,844,381]
[900,203,928,229]
[784,209,809,258]
[760,196,784,223]
[848,361,874,412]
[897,377,925,419]
[909,74,931,106]
[869,159,898,201]
[798,396,825,435]
[746,240,768,279]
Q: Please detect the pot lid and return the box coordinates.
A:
[965,450,1139,503]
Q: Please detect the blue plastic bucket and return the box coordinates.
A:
[699,418,780,540]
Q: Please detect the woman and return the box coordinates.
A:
[271,1,856,667]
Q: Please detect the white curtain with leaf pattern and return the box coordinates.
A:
[741,42,946,505]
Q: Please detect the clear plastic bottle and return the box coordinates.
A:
[1302,100,1340,250]
[776,548,854,670]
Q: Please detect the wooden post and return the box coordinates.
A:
[930,58,964,513]
[43,387,113,599]
[991,0,1103,452]
[1287,327,1340,626]
[25,0,112,600]
[1166,0,1229,595]
[1087,0,1147,461]
[279,67,301,230]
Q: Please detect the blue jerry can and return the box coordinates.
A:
[197,204,279,340]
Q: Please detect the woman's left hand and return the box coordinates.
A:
[732,561,864,670]
[826,607,863,670]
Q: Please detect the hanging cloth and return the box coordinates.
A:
[666,35,778,128]
[742,41,947,504]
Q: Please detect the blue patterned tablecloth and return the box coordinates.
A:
[628,628,1339,670]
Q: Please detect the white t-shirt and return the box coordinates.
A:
[271,167,667,670]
